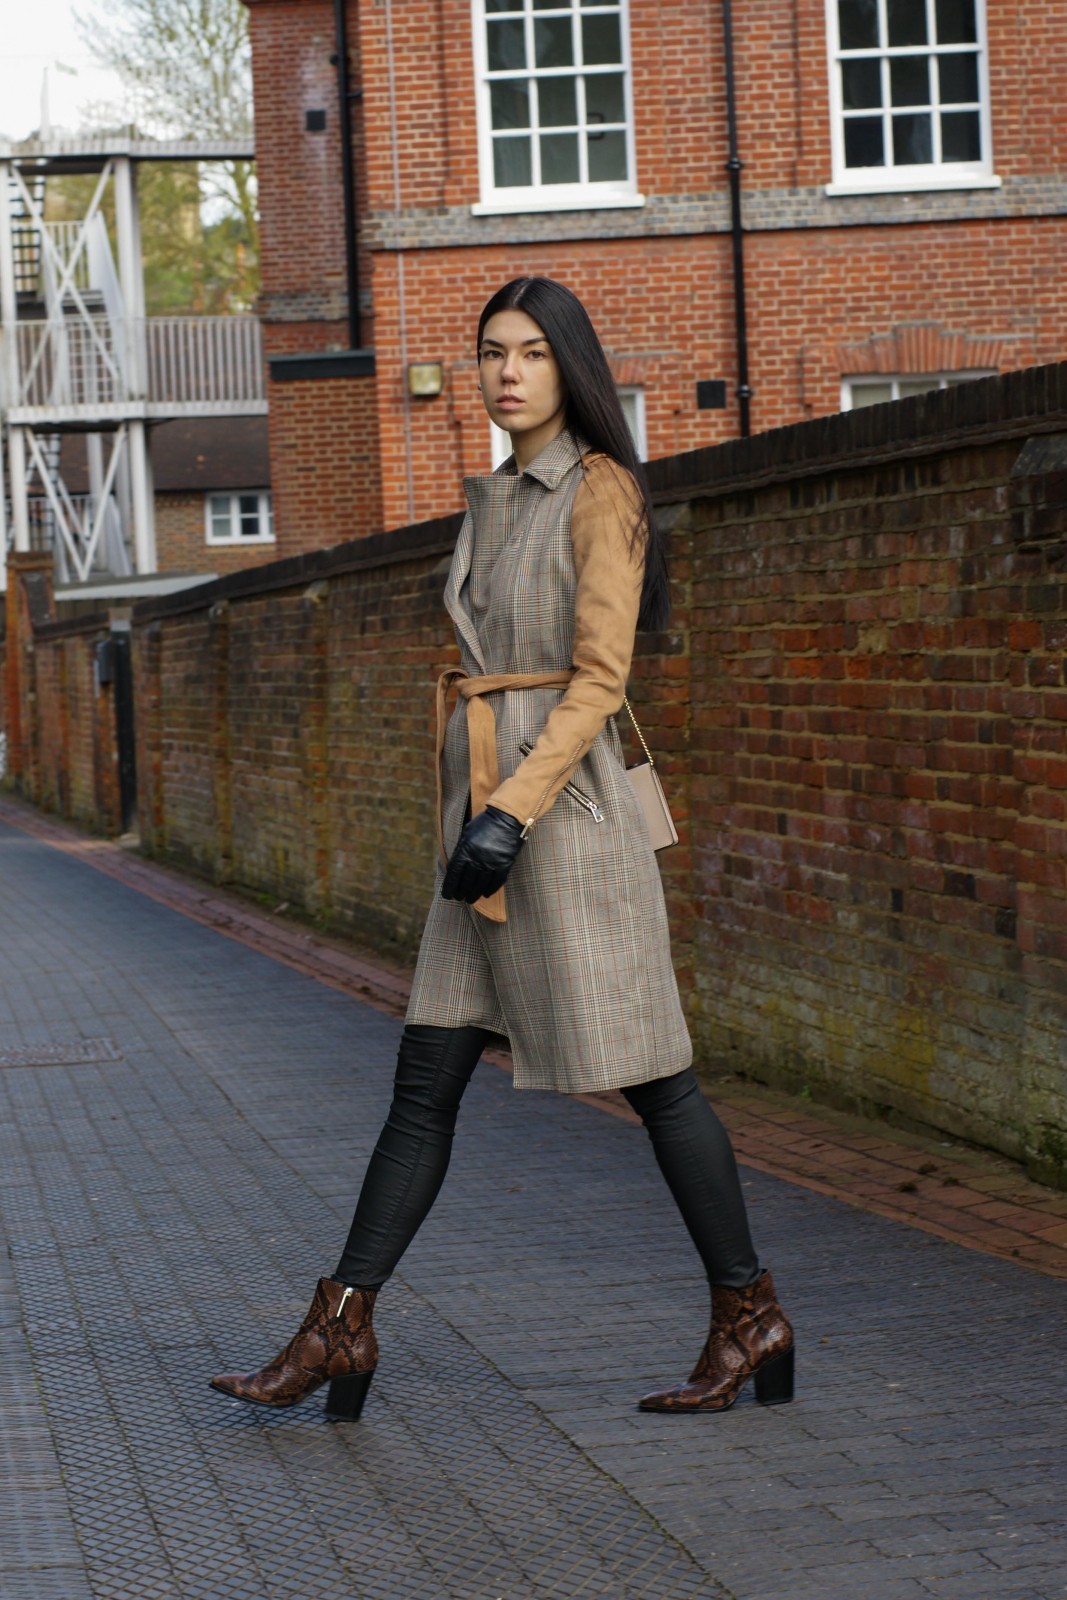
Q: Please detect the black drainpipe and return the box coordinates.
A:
[332,0,362,349]
[722,0,752,437]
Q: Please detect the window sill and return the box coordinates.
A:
[205,537,276,549]
[825,173,1002,197]
[471,192,646,216]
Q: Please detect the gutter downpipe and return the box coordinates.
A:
[722,0,752,437]
[332,0,361,349]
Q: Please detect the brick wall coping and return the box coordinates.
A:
[22,358,1067,638]
[131,509,464,624]
[33,610,112,644]
[646,359,1067,504]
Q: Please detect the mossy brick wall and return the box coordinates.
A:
[9,362,1067,1182]
[2,555,121,833]
[31,628,116,828]
[131,521,462,957]
[651,364,1067,1184]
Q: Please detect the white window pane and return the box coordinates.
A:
[838,0,880,50]
[581,13,623,65]
[842,58,882,109]
[849,382,894,407]
[237,494,261,537]
[534,17,574,68]
[494,136,533,187]
[939,53,979,103]
[586,73,626,124]
[618,387,646,458]
[886,0,928,47]
[892,112,933,164]
[541,132,580,183]
[941,109,981,160]
[491,79,531,130]
[935,0,977,43]
[844,117,885,167]
[488,18,527,71]
[539,76,578,126]
[588,128,627,182]
[209,495,232,539]
[890,56,930,107]
[490,422,512,468]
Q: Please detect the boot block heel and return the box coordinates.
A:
[324,1368,375,1421]
[753,1345,795,1406]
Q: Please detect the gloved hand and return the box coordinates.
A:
[442,805,525,903]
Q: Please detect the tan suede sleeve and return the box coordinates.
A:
[488,453,645,828]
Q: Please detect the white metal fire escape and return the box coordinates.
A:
[0,134,262,591]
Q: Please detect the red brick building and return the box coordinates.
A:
[244,0,1067,549]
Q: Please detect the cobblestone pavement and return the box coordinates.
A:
[1,809,1065,1600]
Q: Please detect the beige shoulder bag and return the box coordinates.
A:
[623,697,679,851]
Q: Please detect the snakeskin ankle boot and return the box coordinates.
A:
[210,1276,378,1420]
[639,1268,794,1413]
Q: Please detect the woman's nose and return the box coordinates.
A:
[501,353,520,382]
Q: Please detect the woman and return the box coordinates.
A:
[210,278,794,1421]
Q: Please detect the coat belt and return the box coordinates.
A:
[435,667,576,922]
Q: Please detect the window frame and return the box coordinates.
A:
[489,385,646,468]
[204,490,275,547]
[825,0,998,196]
[840,371,996,409]
[471,0,644,216]
[618,385,647,460]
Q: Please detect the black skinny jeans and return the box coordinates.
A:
[335,1024,759,1292]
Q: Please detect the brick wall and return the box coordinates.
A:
[265,370,383,551]
[3,554,122,834]
[154,492,281,577]
[243,0,1067,545]
[9,362,1067,1182]
[132,520,461,954]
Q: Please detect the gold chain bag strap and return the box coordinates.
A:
[622,696,679,851]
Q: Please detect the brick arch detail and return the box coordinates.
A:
[838,323,1010,376]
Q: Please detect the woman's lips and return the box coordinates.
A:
[495,396,524,410]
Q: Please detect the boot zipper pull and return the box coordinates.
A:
[335,1286,354,1319]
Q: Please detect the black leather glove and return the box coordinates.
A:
[441,805,525,903]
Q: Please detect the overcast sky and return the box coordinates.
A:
[1,1,126,141]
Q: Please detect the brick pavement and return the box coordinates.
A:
[0,801,1065,1600]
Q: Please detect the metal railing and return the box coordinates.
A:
[11,316,126,409]
[145,316,265,407]
[4,315,264,412]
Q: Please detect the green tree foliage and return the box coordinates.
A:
[73,0,258,312]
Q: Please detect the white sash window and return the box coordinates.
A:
[826,0,997,193]
[473,0,643,214]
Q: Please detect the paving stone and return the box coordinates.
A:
[2,816,1067,1600]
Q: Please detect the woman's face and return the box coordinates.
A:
[478,308,568,466]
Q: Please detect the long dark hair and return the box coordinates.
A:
[477,276,670,632]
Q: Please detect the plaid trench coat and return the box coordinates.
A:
[406,429,692,1094]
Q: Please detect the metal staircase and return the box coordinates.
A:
[1,133,261,591]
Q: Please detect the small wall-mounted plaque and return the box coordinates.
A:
[305,109,327,132]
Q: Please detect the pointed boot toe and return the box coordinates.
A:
[639,1268,794,1414]
[209,1277,378,1414]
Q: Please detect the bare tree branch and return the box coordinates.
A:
[74,0,258,310]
